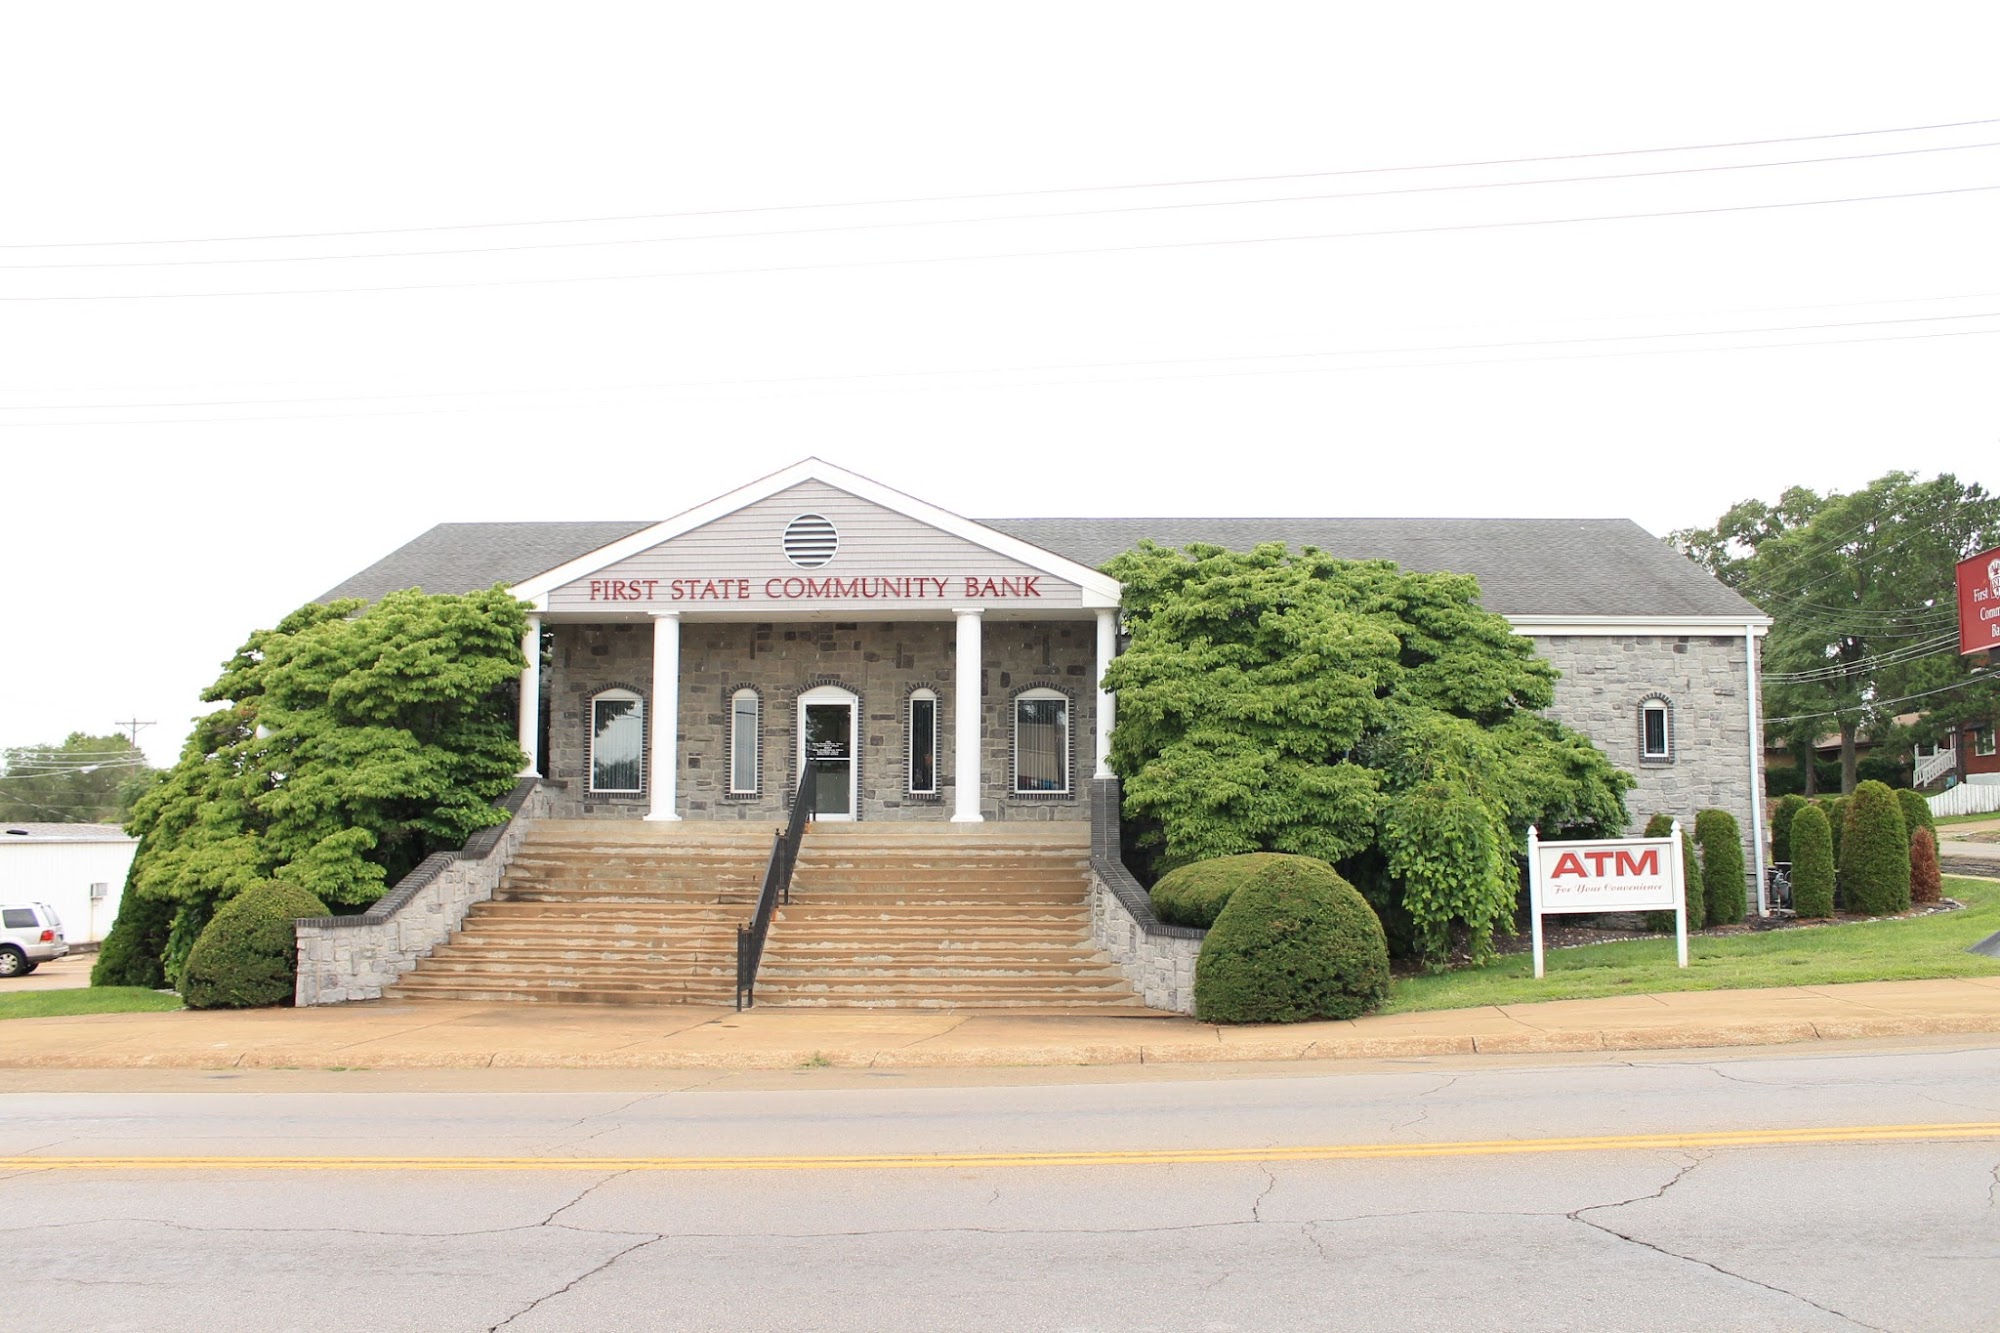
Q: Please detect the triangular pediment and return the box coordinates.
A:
[516,460,1120,614]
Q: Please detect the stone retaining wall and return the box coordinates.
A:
[294,778,549,1005]
[1087,777,1204,1014]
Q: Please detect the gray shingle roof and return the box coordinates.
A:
[983,517,1762,619]
[320,521,655,603]
[320,515,1760,621]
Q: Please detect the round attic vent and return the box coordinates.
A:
[783,513,839,568]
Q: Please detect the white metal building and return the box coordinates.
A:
[0,824,134,943]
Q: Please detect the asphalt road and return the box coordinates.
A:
[4,1039,1998,1332]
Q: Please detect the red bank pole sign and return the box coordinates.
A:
[1956,547,2000,656]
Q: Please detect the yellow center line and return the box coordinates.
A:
[4,1123,1998,1172]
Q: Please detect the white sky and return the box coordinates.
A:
[3,3,1996,767]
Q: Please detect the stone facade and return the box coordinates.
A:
[543,619,1097,822]
[1087,778,1204,1014]
[294,779,551,1005]
[1533,632,1762,912]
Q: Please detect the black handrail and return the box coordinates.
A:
[736,768,815,1009]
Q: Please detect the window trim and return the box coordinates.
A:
[727,686,762,796]
[1977,726,1997,759]
[1011,686,1073,796]
[907,687,940,796]
[1637,694,1674,765]
[587,687,646,795]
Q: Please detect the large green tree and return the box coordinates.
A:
[1103,542,1630,963]
[95,587,528,984]
[1673,472,2000,793]
[0,733,156,824]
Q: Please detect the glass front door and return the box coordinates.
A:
[803,700,854,818]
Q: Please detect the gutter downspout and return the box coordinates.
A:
[1747,622,1769,917]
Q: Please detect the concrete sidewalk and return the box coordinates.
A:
[6,976,2000,1071]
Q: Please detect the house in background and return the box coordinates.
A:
[0,824,134,943]
[1915,718,2000,790]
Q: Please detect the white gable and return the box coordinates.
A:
[520,460,1120,616]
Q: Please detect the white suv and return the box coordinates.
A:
[0,903,67,977]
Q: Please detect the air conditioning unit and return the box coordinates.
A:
[89,882,108,901]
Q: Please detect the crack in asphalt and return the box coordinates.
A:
[1567,1154,1890,1331]
[1989,1161,1999,1210]
[539,1171,633,1228]
[487,1234,666,1332]
[1390,1074,1462,1131]
[1249,1165,1276,1222]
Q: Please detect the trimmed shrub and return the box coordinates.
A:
[1771,794,1809,864]
[1694,809,1746,925]
[1896,789,1935,847]
[1789,803,1835,918]
[1639,814,1705,933]
[1822,796,1848,878]
[178,881,329,1010]
[1193,855,1390,1024]
[1910,827,1942,906]
[1839,780,1911,916]
[1151,853,1295,929]
[91,879,173,989]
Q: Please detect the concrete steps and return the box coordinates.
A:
[387,818,1154,1014]
[385,820,775,1007]
[752,825,1150,1013]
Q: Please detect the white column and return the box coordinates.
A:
[1746,623,1768,916]
[1094,608,1117,780]
[646,612,681,821]
[517,613,542,776]
[952,608,984,823]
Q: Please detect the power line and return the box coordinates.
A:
[10,114,1997,252]
[1767,673,2000,726]
[8,140,1997,273]
[12,322,2000,430]
[5,182,1997,305]
[1764,634,1962,684]
[6,307,1999,415]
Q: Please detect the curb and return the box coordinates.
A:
[6,1012,1998,1072]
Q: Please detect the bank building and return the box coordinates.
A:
[299,459,1770,1012]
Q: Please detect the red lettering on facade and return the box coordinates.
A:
[1550,852,1587,878]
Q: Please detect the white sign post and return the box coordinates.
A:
[1525,822,1688,979]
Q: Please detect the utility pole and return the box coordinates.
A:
[114,717,154,747]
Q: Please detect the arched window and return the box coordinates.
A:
[1013,688,1071,794]
[589,688,644,793]
[908,688,939,795]
[729,688,761,795]
[1639,694,1674,764]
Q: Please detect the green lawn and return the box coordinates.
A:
[0,987,184,1020]
[1383,876,2000,1014]
[1933,811,2000,829]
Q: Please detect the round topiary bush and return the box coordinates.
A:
[1789,803,1835,918]
[1771,794,1809,864]
[1909,826,1942,906]
[1839,780,1911,916]
[1193,855,1390,1024]
[1151,853,1296,929]
[178,881,329,1010]
[1694,809,1745,926]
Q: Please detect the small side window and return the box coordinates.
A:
[1639,696,1673,763]
[1978,728,1997,759]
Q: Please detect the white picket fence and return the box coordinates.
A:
[1928,783,2000,818]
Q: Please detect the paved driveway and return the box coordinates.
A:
[0,952,92,991]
